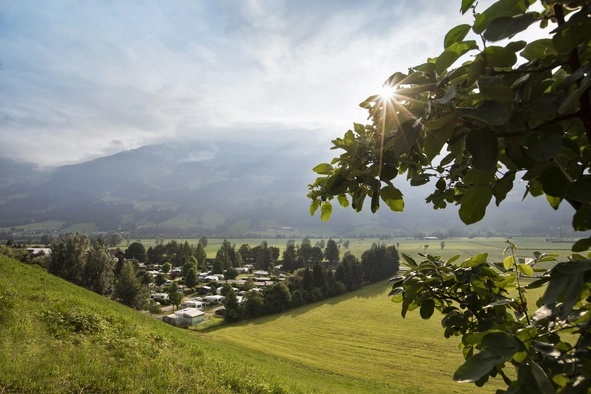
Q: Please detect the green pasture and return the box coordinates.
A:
[0,219,65,232]
[62,222,98,234]
[203,280,516,393]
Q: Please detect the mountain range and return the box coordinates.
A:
[0,140,577,238]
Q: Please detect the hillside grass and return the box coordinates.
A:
[1,219,65,232]
[0,256,301,393]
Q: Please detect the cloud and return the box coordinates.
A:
[0,0,479,166]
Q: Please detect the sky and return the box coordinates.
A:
[0,0,491,166]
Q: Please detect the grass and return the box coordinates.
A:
[0,219,66,232]
[0,256,301,393]
[1,235,565,393]
[62,222,99,234]
[202,281,510,394]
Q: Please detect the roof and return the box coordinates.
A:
[177,308,205,318]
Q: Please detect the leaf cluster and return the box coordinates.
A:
[389,243,591,392]
[308,0,591,251]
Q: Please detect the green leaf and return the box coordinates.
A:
[337,194,349,208]
[520,39,557,61]
[420,298,435,320]
[483,13,536,41]
[310,200,321,216]
[312,163,334,175]
[527,128,562,161]
[435,41,478,75]
[572,237,591,253]
[482,332,523,358]
[482,46,517,68]
[473,0,528,34]
[461,0,476,14]
[466,128,498,173]
[479,77,513,103]
[466,57,486,87]
[573,204,591,231]
[546,195,562,210]
[425,124,454,162]
[393,120,421,156]
[455,100,509,126]
[320,201,332,222]
[410,174,431,186]
[503,256,514,270]
[462,253,488,267]
[424,113,457,131]
[325,175,349,195]
[558,72,591,115]
[493,171,515,206]
[529,356,557,394]
[444,24,471,49]
[552,16,591,54]
[459,185,493,225]
[505,40,526,52]
[453,350,504,383]
[517,264,534,276]
[540,167,569,198]
[380,186,404,212]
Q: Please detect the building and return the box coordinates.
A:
[163,308,205,326]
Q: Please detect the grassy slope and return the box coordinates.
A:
[0,256,299,394]
[203,281,509,394]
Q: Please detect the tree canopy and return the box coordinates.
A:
[308,0,591,252]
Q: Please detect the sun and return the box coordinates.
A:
[379,85,396,100]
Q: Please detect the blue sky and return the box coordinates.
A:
[0,0,487,166]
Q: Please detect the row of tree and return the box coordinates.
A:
[48,234,150,309]
[223,244,400,322]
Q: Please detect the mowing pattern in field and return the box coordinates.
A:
[204,281,507,394]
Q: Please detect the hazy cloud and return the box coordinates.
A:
[0,0,485,165]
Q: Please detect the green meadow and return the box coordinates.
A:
[1,237,573,393]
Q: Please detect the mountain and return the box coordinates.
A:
[0,141,577,238]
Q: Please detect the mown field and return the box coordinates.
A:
[201,279,548,394]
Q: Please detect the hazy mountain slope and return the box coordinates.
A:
[0,140,576,236]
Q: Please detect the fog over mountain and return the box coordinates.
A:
[0,139,575,238]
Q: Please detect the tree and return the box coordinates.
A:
[167,281,182,311]
[224,267,238,280]
[114,261,149,310]
[49,233,90,286]
[324,239,340,266]
[222,286,242,322]
[155,272,166,287]
[108,233,123,247]
[308,1,591,391]
[199,236,208,248]
[194,242,207,271]
[440,241,445,250]
[125,242,147,262]
[83,243,115,295]
[161,262,171,274]
[185,268,198,288]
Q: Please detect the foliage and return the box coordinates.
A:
[167,281,182,311]
[199,236,208,247]
[307,0,591,251]
[224,266,238,280]
[308,0,591,391]
[324,239,340,265]
[390,244,591,392]
[125,241,147,262]
[114,261,150,310]
[185,267,198,288]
